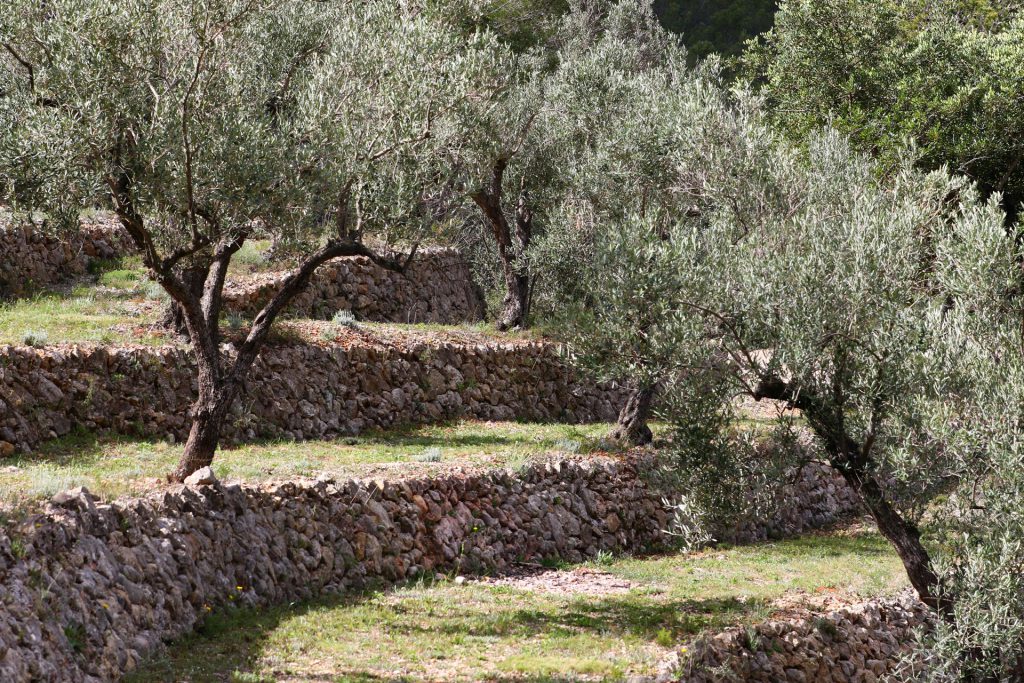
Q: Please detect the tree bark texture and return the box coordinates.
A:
[472,158,532,331]
[609,384,656,446]
[753,376,950,619]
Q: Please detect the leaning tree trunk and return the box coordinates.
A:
[754,376,950,618]
[609,384,656,446]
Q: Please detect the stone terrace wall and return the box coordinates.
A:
[0,452,867,682]
[0,456,667,682]
[0,338,628,454]
[0,213,484,326]
[223,248,486,324]
[0,218,132,298]
[674,591,932,683]
[725,461,862,545]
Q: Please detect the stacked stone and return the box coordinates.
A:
[674,591,932,683]
[0,218,132,298]
[0,455,667,682]
[222,248,486,324]
[726,462,863,545]
[0,340,628,455]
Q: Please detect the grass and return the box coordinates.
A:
[0,286,164,346]
[0,421,620,506]
[127,529,908,682]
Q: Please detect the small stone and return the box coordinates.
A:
[0,441,15,457]
[183,466,218,487]
[51,486,96,507]
[454,576,466,585]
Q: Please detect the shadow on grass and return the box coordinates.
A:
[126,584,761,682]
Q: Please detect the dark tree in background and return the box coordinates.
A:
[654,0,777,62]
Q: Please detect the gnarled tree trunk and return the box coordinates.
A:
[753,375,951,619]
[609,383,656,446]
[158,265,205,336]
[473,158,533,331]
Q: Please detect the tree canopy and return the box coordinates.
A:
[749,0,1024,219]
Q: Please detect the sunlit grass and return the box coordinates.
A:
[0,421,622,506]
[127,530,907,682]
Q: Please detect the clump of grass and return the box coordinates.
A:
[21,330,48,347]
[226,313,246,332]
[24,469,85,498]
[142,279,169,301]
[332,309,359,328]
[231,241,270,273]
[555,438,581,454]
[413,447,443,463]
[98,269,140,289]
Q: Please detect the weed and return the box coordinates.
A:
[21,330,48,347]
[63,621,86,653]
[413,447,443,463]
[332,309,359,328]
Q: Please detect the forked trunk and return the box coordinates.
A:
[609,384,656,446]
[473,158,533,331]
[159,266,206,337]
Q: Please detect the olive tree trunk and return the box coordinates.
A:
[609,383,656,446]
[109,175,417,482]
[472,158,533,331]
[753,375,952,619]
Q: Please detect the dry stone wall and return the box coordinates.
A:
[0,218,132,298]
[223,248,486,324]
[0,339,628,454]
[0,215,484,325]
[672,591,932,683]
[0,456,667,682]
[0,451,870,683]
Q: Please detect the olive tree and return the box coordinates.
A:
[553,108,1024,675]
[528,0,746,445]
[0,0,509,480]
[454,0,683,333]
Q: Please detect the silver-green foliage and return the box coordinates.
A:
[548,51,1024,672]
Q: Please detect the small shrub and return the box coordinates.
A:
[141,280,169,301]
[21,330,48,348]
[555,438,581,454]
[318,326,338,343]
[414,447,443,463]
[664,495,716,552]
[655,628,675,647]
[331,309,359,328]
[226,313,245,332]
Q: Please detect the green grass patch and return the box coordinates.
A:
[0,421,618,506]
[127,530,908,682]
[0,290,162,346]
